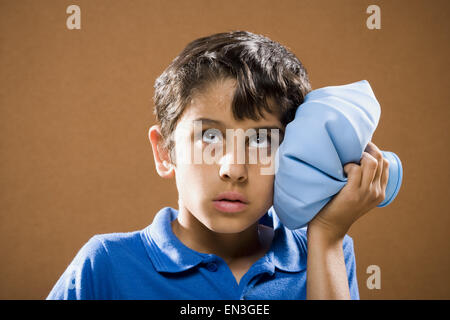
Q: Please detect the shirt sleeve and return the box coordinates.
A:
[343,234,360,300]
[46,235,116,300]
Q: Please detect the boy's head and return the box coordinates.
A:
[149,31,311,233]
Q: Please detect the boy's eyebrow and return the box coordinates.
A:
[192,117,285,134]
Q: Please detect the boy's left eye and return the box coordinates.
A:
[249,133,269,148]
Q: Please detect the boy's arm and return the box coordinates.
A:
[306,141,389,300]
[307,226,360,299]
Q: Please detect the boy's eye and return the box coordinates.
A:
[249,133,270,148]
[202,128,223,144]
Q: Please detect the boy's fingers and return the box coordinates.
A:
[364,142,384,186]
[360,151,378,189]
[343,163,361,189]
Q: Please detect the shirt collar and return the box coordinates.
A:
[140,206,306,273]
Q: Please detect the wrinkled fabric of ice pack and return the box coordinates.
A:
[273,80,384,230]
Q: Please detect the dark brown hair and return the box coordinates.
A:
[153,30,311,162]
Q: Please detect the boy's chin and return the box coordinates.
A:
[203,218,254,234]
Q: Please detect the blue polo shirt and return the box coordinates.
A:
[47,206,359,300]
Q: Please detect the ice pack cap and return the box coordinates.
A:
[272,80,403,229]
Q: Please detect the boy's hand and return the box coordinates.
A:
[308,141,390,242]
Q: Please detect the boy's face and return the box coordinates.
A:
[170,77,284,233]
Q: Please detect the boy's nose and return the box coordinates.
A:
[219,153,247,183]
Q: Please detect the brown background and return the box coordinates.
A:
[1,0,449,299]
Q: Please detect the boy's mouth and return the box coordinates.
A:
[213,191,249,213]
[212,199,248,213]
[213,191,249,204]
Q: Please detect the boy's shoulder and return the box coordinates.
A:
[73,208,174,268]
[91,229,143,248]
[47,228,152,299]
[78,228,147,262]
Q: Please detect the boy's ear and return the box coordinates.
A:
[148,125,175,179]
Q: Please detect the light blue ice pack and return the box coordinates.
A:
[273,80,403,230]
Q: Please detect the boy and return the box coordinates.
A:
[47,31,389,300]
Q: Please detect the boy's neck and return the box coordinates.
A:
[171,207,272,264]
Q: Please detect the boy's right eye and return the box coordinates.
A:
[202,128,223,144]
